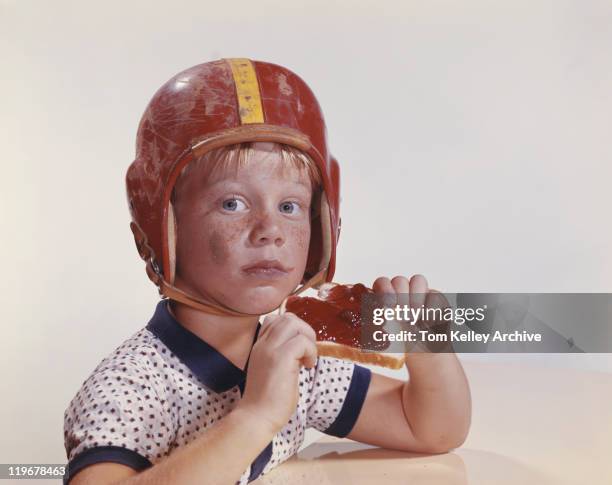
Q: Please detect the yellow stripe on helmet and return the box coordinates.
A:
[226,58,265,124]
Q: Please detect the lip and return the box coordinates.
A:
[241,259,293,278]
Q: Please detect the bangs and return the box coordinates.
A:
[172,142,322,204]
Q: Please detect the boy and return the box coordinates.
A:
[63,58,471,484]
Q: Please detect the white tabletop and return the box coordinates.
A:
[256,361,612,485]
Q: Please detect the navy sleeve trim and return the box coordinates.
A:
[323,364,372,438]
[247,440,273,482]
[63,446,152,484]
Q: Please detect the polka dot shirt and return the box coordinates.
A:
[63,299,372,484]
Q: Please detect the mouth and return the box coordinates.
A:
[241,259,293,279]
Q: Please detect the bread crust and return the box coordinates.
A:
[316,341,405,370]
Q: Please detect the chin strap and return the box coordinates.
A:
[155,267,329,317]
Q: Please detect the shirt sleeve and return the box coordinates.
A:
[305,356,372,437]
[63,354,176,484]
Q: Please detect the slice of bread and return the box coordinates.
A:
[285,282,406,370]
[316,340,406,369]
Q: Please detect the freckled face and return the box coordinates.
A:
[173,147,313,315]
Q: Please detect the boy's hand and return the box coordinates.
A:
[236,312,318,435]
[344,275,470,454]
[372,274,452,352]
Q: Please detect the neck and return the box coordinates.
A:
[169,300,261,370]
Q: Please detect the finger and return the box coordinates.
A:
[282,334,318,368]
[265,313,317,348]
[426,289,450,310]
[423,290,453,351]
[409,274,429,315]
[259,312,301,342]
[391,275,410,308]
[373,276,396,308]
[424,289,451,325]
[292,314,318,343]
[259,314,278,340]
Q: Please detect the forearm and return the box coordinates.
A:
[116,406,275,485]
[402,353,471,451]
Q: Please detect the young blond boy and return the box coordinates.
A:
[63,58,471,484]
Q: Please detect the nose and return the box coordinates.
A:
[248,208,285,247]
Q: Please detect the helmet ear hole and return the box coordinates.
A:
[319,191,332,272]
[309,188,322,220]
[130,222,151,261]
[167,202,177,285]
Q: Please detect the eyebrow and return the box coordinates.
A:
[288,180,312,191]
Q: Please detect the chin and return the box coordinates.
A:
[230,285,293,315]
[225,284,302,315]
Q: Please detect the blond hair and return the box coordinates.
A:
[172,142,322,205]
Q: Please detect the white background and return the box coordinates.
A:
[1,0,611,467]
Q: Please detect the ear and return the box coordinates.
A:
[167,202,177,285]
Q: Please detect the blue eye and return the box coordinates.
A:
[222,198,246,211]
[279,201,299,214]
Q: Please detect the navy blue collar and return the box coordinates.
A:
[146,299,261,394]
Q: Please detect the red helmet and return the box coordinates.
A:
[126,58,341,316]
